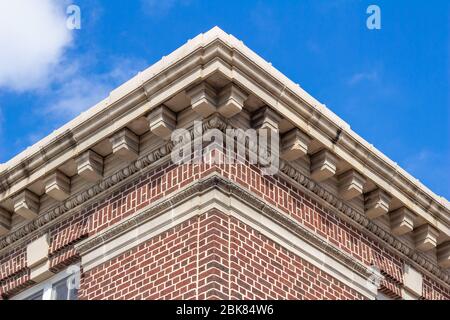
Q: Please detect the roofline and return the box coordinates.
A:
[0,26,448,218]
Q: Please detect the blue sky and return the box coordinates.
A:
[0,0,448,198]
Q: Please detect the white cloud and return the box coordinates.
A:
[0,0,72,91]
[0,2,147,161]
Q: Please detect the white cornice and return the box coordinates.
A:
[0,128,448,288]
[0,26,448,237]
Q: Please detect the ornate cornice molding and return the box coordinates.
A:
[0,144,173,252]
[0,115,228,253]
[0,116,448,288]
[217,36,450,225]
[0,28,448,232]
[277,161,450,285]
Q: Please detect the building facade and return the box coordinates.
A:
[0,27,449,300]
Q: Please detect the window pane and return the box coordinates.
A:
[52,276,78,300]
[67,274,79,300]
[26,290,43,300]
[52,278,69,300]
[68,287,78,301]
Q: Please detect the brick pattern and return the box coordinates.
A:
[379,278,402,299]
[81,210,364,300]
[422,276,450,300]
[0,269,33,299]
[197,210,230,299]
[0,153,448,299]
[229,216,363,299]
[49,247,80,273]
[371,252,402,298]
[80,216,198,300]
[0,247,26,281]
[49,211,88,255]
[87,163,217,236]
[0,241,35,298]
[218,162,405,287]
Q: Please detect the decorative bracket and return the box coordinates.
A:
[76,150,104,182]
[13,189,40,220]
[310,149,337,182]
[45,170,71,201]
[110,128,140,161]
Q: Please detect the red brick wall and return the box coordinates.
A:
[1,158,449,299]
[81,215,198,300]
[423,276,450,300]
[227,213,363,299]
[79,210,364,300]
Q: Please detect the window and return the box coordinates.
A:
[51,277,78,300]
[12,265,80,300]
[376,291,393,300]
[25,290,44,300]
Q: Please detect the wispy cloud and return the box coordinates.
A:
[4,55,146,159]
[0,0,72,92]
[402,149,436,174]
[0,106,5,157]
[42,57,145,120]
[306,40,321,54]
[401,149,450,199]
[0,106,4,127]
[347,70,379,86]
[250,3,281,46]
[315,0,355,13]
[343,65,400,102]
[13,56,145,149]
[141,0,192,17]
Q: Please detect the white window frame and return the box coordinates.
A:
[12,264,80,300]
